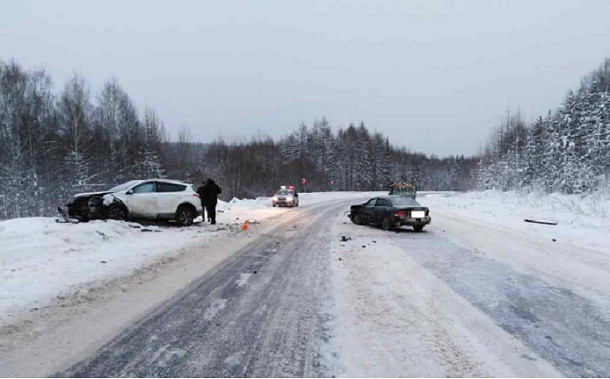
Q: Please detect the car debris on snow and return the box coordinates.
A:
[524,218,558,225]
[56,207,79,224]
[140,227,161,233]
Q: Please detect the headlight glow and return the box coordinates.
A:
[286,196,293,202]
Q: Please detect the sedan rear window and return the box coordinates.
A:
[390,197,421,207]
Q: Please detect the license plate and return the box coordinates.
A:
[411,210,426,218]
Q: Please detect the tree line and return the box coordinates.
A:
[0,59,476,220]
[166,120,477,200]
[0,60,165,219]
[476,58,610,194]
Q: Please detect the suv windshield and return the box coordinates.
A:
[276,190,293,196]
[110,180,142,192]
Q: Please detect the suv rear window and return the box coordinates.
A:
[157,182,186,192]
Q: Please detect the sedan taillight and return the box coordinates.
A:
[193,193,200,198]
[394,210,407,219]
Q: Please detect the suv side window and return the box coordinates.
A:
[157,182,186,193]
[376,198,391,207]
[132,182,155,194]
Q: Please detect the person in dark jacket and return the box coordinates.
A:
[196,178,222,224]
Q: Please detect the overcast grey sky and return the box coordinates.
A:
[2,1,609,156]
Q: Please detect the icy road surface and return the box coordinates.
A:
[1,192,609,377]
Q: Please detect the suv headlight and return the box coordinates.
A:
[272,196,278,201]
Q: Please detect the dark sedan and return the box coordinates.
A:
[349,196,431,232]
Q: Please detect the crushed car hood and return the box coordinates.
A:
[73,191,114,198]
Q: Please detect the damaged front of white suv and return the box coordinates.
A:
[58,180,142,223]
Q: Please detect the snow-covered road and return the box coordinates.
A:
[1,191,609,376]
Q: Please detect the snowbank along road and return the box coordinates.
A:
[1,192,609,377]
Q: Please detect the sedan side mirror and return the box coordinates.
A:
[126,189,134,195]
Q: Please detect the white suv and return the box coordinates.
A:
[65,179,203,226]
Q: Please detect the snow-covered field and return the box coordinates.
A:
[420,189,610,253]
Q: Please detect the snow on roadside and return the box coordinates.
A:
[0,218,221,325]
[0,197,282,325]
[420,189,610,253]
[0,191,376,326]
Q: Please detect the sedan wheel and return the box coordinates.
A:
[381,217,392,231]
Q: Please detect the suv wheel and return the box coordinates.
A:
[107,204,127,220]
[176,205,195,226]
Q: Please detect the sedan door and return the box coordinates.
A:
[125,181,159,218]
[361,198,377,223]
[373,198,392,224]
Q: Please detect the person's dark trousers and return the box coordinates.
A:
[205,202,217,224]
